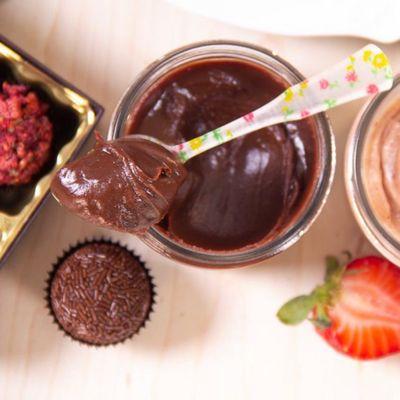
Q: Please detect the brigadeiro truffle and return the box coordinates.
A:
[0,82,53,185]
[46,240,155,346]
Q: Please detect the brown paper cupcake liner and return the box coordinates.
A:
[45,237,156,347]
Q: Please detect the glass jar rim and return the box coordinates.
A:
[345,75,400,265]
[109,40,335,268]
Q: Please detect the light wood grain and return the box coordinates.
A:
[0,1,400,399]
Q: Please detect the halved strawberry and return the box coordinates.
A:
[277,255,400,360]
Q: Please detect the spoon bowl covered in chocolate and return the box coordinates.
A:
[51,133,187,233]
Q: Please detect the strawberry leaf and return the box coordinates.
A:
[311,303,332,329]
[277,295,317,325]
[311,317,331,329]
[325,256,340,281]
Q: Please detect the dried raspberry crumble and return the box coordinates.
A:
[0,82,53,185]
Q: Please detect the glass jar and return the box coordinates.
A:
[345,75,400,265]
[109,41,335,268]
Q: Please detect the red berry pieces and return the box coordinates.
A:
[0,82,53,185]
[278,255,400,360]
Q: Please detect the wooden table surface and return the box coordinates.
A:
[1,1,400,399]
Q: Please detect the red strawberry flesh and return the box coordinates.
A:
[316,256,400,360]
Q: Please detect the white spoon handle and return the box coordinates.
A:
[172,44,393,163]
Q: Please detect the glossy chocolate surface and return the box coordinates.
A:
[51,134,187,233]
[128,59,319,251]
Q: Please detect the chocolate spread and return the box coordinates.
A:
[128,59,319,251]
[362,101,400,239]
[51,134,187,233]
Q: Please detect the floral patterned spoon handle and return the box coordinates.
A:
[171,44,393,163]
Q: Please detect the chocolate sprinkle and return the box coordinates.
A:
[48,241,154,346]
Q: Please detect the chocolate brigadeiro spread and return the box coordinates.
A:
[47,241,154,346]
[127,59,319,251]
[362,101,400,240]
[51,133,187,233]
